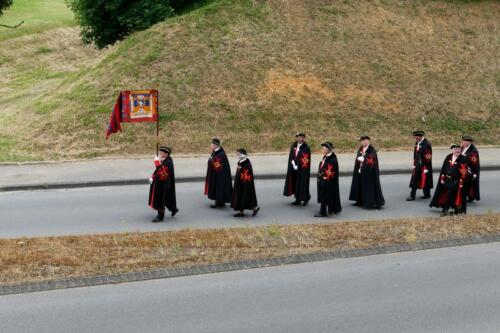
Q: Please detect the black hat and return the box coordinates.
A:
[450,144,461,149]
[462,135,473,142]
[413,130,425,136]
[236,148,247,155]
[359,135,371,141]
[295,132,306,137]
[211,138,221,146]
[320,141,334,151]
[159,146,171,154]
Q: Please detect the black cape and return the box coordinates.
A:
[430,154,469,213]
[409,138,433,190]
[317,153,342,214]
[231,158,258,211]
[349,144,385,208]
[462,144,480,201]
[149,157,177,212]
[205,147,233,204]
[283,142,311,202]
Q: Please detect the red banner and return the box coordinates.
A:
[106,90,158,139]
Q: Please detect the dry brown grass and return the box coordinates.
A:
[0,0,499,160]
[1,213,499,285]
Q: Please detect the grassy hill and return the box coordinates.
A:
[0,0,498,161]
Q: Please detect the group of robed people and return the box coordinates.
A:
[147,131,480,222]
[407,131,481,216]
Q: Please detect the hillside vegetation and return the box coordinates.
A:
[0,0,498,161]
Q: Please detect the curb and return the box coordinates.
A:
[1,165,499,192]
[1,234,499,296]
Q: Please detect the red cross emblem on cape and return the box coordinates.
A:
[365,155,376,168]
[300,153,310,169]
[324,164,335,181]
[240,168,252,183]
[459,163,468,177]
[158,166,169,181]
[469,152,479,165]
[212,157,223,173]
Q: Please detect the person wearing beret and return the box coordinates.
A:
[407,130,433,201]
[283,132,311,206]
[430,144,470,216]
[148,146,178,222]
[205,138,233,208]
[461,135,480,202]
[231,148,260,217]
[315,141,342,217]
[349,135,385,209]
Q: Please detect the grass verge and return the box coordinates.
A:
[1,213,499,285]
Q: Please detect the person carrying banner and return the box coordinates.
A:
[148,146,178,222]
[231,148,260,217]
[283,132,311,206]
[407,130,433,201]
[315,141,342,217]
[430,144,470,216]
[349,135,385,209]
[205,138,233,208]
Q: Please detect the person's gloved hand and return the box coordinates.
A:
[291,160,298,171]
[473,174,477,179]
[148,178,153,184]
[423,169,429,174]
[357,156,364,163]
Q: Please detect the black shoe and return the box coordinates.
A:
[440,210,448,217]
[291,200,301,206]
[233,212,245,217]
[406,196,415,201]
[352,202,361,206]
[420,195,431,199]
[314,213,327,217]
[252,207,260,217]
[301,200,309,206]
[171,208,179,217]
[210,204,225,208]
[152,215,164,222]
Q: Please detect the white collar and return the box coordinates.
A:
[214,147,220,152]
[418,137,425,145]
[325,152,332,157]
[239,157,248,163]
[462,144,470,154]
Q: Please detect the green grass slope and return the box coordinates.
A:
[1,0,499,161]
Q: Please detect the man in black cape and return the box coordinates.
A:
[205,138,233,208]
[315,141,342,217]
[231,148,260,217]
[283,132,311,206]
[407,130,433,201]
[430,144,470,216]
[461,135,480,202]
[349,135,385,209]
[148,146,178,222]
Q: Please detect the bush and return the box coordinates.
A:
[67,0,184,48]
[0,0,13,16]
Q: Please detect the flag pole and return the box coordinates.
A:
[156,90,159,156]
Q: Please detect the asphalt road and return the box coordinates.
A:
[0,172,498,238]
[1,242,500,332]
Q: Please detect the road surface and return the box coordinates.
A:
[0,172,498,238]
[1,242,500,332]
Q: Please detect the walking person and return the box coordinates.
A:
[283,132,311,206]
[461,135,480,202]
[148,146,178,222]
[349,135,385,209]
[231,148,260,217]
[407,130,433,201]
[430,144,469,216]
[204,138,233,208]
[315,141,341,217]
